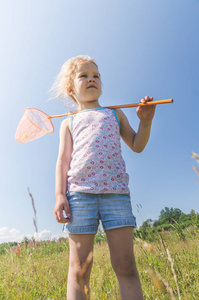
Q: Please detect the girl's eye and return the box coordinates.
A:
[80,75,87,78]
[94,75,99,78]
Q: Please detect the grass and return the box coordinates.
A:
[0,227,199,299]
[135,227,199,299]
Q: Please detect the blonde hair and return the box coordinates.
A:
[50,55,98,109]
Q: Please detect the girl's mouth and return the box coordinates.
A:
[87,85,97,89]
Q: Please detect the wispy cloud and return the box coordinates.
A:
[0,227,68,244]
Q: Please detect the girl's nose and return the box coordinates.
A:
[88,77,96,82]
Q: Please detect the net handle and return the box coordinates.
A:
[49,99,173,119]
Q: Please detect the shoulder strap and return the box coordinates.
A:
[112,109,121,131]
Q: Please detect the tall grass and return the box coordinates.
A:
[192,152,199,184]
[0,227,198,299]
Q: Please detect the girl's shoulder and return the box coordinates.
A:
[60,117,70,128]
[60,117,71,135]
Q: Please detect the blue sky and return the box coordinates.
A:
[0,0,198,243]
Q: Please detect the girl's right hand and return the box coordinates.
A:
[54,194,71,223]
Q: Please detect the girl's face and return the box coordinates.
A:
[70,62,102,106]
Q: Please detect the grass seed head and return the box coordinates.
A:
[147,268,165,292]
[143,241,154,252]
[192,152,199,163]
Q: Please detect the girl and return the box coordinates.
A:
[53,55,156,300]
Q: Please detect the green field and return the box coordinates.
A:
[0,226,198,299]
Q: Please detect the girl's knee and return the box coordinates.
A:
[69,256,93,281]
[111,254,138,277]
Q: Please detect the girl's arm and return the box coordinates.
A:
[117,96,156,153]
[54,118,73,223]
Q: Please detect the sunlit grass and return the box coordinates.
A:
[0,227,199,299]
[135,228,199,299]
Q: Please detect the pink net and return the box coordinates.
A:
[15,108,54,143]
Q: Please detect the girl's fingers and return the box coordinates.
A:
[140,98,146,104]
[140,96,154,104]
[54,206,71,223]
[54,211,62,222]
[57,210,64,221]
[144,96,153,102]
[62,217,71,223]
[56,212,71,223]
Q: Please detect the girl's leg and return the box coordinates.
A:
[67,234,95,300]
[106,227,143,300]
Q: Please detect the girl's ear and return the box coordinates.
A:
[67,88,74,96]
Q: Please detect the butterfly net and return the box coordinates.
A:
[15,108,54,143]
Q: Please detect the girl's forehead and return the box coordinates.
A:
[76,62,99,73]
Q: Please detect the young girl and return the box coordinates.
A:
[53,55,156,300]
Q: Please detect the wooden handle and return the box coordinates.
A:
[49,99,173,119]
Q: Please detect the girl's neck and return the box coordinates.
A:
[77,100,101,112]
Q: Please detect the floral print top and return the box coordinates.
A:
[67,108,129,194]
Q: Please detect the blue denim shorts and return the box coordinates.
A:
[64,192,136,234]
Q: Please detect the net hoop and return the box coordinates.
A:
[15,108,54,143]
[24,108,54,133]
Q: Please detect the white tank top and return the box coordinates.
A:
[67,108,129,194]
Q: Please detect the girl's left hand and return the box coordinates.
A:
[136,96,156,123]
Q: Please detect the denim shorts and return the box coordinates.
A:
[64,192,136,234]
